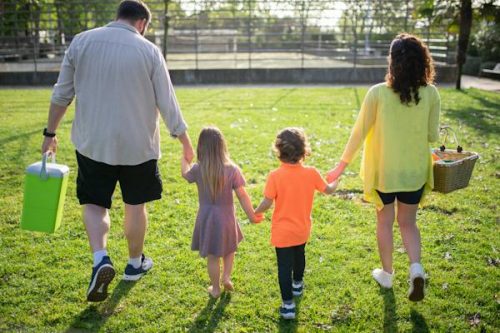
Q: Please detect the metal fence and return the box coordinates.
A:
[0,0,457,73]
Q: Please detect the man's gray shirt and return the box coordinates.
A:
[51,21,187,165]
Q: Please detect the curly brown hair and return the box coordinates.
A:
[274,127,311,164]
[385,33,435,105]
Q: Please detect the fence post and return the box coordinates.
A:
[162,0,169,59]
[195,0,199,71]
[247,0,252,70]
[300,0,305,70]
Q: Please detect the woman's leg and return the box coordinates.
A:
[207,255,221,297]
[376,202,396,273]
[396,202,421,264]
[222,252,235,291]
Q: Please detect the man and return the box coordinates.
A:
[41,0,194,302]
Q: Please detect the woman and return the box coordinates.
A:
[327,33,440,302]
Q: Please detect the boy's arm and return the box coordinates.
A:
[235,186,262,223]
[255,197,273,214]
[323,179,340,195]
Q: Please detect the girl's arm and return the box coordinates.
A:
[255,197,273,214]
[180,157,191,180]
[235,186,262,223]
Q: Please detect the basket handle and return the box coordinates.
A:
[439,126,463,153]
[40,152,56,180]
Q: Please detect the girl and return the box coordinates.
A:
[327,33,440,302]
[181,126,262,298]
[254,127,338,320]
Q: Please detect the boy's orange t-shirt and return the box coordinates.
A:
[264,163,327,248]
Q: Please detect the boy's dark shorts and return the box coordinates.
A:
[376,185,425,206]
[76,151,162,209]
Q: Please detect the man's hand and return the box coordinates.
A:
[41,136,58,155]
[178,132,194,163]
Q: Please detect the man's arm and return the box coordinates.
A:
[41,103,68,154]
[178,132,194,163]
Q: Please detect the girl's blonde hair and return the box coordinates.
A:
[197,126,231,202]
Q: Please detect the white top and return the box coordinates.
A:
[51,21,187,165]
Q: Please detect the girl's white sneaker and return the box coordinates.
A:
[408,263,425,302]
[372,268,394,289]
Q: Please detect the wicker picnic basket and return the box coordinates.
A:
[432,126,479,194]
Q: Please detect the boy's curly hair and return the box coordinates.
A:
[274,127,311,164]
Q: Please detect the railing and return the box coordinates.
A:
[0,0,457,73]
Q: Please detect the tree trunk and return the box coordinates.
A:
[456,0,472,90]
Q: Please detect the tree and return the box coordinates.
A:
[456,0,472,89]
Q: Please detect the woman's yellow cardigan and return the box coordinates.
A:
[341,83,441,210]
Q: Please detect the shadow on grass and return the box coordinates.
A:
[277,297,301,333]
[65,280,137,332]
[380,287,398,333]
[410,309,430,333]
[188,292,231,333]
[444,89,499,137]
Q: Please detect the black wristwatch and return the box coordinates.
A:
[43,128,56,137]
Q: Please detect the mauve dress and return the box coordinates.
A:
[185,163,245,258]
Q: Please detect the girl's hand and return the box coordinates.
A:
[252,213,264,224]
[326,161,348,183]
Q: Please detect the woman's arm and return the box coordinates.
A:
[324,179,340,194]
[326,161,348,183]
[235,186,262,223]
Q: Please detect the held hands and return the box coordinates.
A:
[326,161,348,183]
[251,212,264,224]
[183,143,195,164]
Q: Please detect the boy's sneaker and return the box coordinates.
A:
[123,254,153,281]
[408,263,425,302]
[372,268,394,289]
[292,280,304,297]
[87,256,115,302]
[279,302,296,320]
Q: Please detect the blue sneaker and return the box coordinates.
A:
[279,302,296,320]
[86,256,115,302]
[123,254,153,281]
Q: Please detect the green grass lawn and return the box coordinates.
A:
[0,86,499,332]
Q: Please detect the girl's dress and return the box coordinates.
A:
[185,163,245,257]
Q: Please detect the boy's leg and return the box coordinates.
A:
[222,252,235,291]
[207,255,221,297]
[292,243,306,282]
[275,247,294,302]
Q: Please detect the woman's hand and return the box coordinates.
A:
[326,161,348,183]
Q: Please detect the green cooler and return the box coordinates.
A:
[21,153,69,233]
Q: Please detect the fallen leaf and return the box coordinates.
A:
[468,313,481,327]
[444,252,452,260]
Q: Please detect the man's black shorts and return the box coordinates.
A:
[76,151,162,209]
[376,185,425,206]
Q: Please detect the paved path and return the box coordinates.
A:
[460,75,500,92]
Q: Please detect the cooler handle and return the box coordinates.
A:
[40,152,56,180]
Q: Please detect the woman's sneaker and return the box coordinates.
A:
[372,268,394,289]
[87,256,115,302]
[292,280,304,297]
[408,263,425,302]
[279,302,296,320]
[123,254,153,281]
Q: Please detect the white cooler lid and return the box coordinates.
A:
[26,162,69,178]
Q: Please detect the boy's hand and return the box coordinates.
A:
[326,162,347,183]
[252,213,264,224]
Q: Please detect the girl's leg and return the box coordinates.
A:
[222,252,235,291]
[396,202,421,264]
[207,255,221,297]
[376,202,396,273]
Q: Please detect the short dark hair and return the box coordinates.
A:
[274,127,311,164]
[117,1,151,24]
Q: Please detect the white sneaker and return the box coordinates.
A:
[408,263,425,302]
[279,302,296,320]
[372,268,394,289]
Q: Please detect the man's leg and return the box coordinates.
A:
[83,204,110,255]
[122,203,153,281]
[124,203,147,258]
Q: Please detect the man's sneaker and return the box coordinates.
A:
[279,302,296,320]
[123,254,153,281]
[87,256,115,302]
[292,280,304,297]
[408,263,425,302]
[372,268,394,289]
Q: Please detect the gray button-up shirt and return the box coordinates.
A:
[51,21,187,165]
